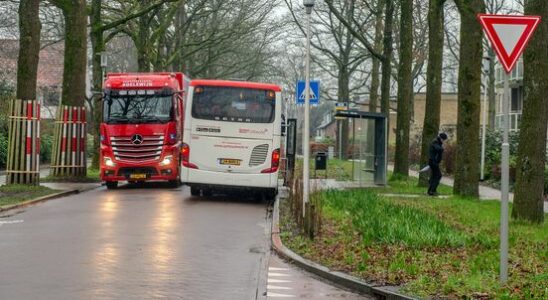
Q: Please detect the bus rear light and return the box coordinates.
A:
[261,148,280,173]
[181,143,198,169]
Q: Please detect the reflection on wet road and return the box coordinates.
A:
[0,183,270,299]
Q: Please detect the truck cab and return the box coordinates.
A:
[100,72,189,189]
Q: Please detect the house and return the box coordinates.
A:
[315,111,337,142]
[0,39,64,118]
[494,58,548,151]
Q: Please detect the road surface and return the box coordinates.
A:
[0,183,367,299]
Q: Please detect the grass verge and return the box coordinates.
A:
[280,176,547,299]
[0,184,60,207]
[41,168,101,183]
[295,158,354,181]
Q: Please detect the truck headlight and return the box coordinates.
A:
[104,157,116,167]
[159,155,173,166]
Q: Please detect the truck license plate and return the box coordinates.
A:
[129,174,147,179]
[219,159,241,166]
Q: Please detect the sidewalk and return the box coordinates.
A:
[388,165,548,213]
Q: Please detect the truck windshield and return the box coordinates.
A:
[103,93,173,124]
[191,86,275,123]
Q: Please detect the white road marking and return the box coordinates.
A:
[0,220,24,227]
[267,279,291,283]
[268,267,289,271]
[268,272,291,277]
[267,292,296,298]
[267,285,292,290]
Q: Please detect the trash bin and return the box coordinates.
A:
[315,152,327,170]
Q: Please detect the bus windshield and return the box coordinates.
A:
[191,86,275,123]
[103,92,174,124]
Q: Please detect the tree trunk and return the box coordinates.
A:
[338,67,350,159]
[512,0,547,223]
[380,0,394,120]
[16,0,41,101]
[369,0,384,113]
[419,0,445,186]
[60,1,87,106]
[487,48,496,129]
[137,9,152,72]
[453,0,485,197]
[90,0,104,170]
[393,0,413,178]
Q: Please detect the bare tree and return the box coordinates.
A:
[452,0,485,197]
[393,0,414,177]
[512,0,547,223]
[418,0,446,186]
[16,0,41,101]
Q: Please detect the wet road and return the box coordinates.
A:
[0,183,271,299]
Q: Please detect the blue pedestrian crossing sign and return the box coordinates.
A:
[296,80,320,105]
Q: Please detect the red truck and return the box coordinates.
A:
[100,72,189,189]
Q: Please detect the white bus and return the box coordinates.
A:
[181,80,282,199]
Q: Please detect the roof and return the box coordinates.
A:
[190,79,281,92]
[0,39,63,88]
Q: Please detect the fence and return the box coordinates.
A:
[50,105,87,177]
[5,99,41,185]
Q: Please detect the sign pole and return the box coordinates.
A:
[500,71,510,283]
[481,63,488,181]
[303,5,312,218]
[477,14,541,284]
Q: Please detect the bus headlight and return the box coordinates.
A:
[159,155,173,166]
[104,157,116,167]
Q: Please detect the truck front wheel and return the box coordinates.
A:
[106,181,118,190]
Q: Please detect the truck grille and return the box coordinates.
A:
[249,144,269,166]
[111,135,164,162]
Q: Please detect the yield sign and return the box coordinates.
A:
[477,14,541,73]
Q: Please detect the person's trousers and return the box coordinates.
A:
[428,163,442,194]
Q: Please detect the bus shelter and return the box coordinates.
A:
[334,110,387,186]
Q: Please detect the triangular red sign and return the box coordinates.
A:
[478,14,541,74]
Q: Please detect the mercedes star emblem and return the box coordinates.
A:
[131,134,143,145]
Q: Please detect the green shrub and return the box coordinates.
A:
[0,133,7,168]
[40,134,53,163]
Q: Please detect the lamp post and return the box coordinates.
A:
[480,57,489,181]
[302,0,315,218]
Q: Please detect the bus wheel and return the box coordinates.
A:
[265,189,277,201]
[106,181,118,190]
[190,186,200,196]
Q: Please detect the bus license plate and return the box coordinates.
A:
[130,174,147,179]
[220,159,241,166]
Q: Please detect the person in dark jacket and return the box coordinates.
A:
[428,132,448,196]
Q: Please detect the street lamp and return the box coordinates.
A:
[302,0,315,218]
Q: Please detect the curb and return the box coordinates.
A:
[0,185,100,213]
[271,196,416,300]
